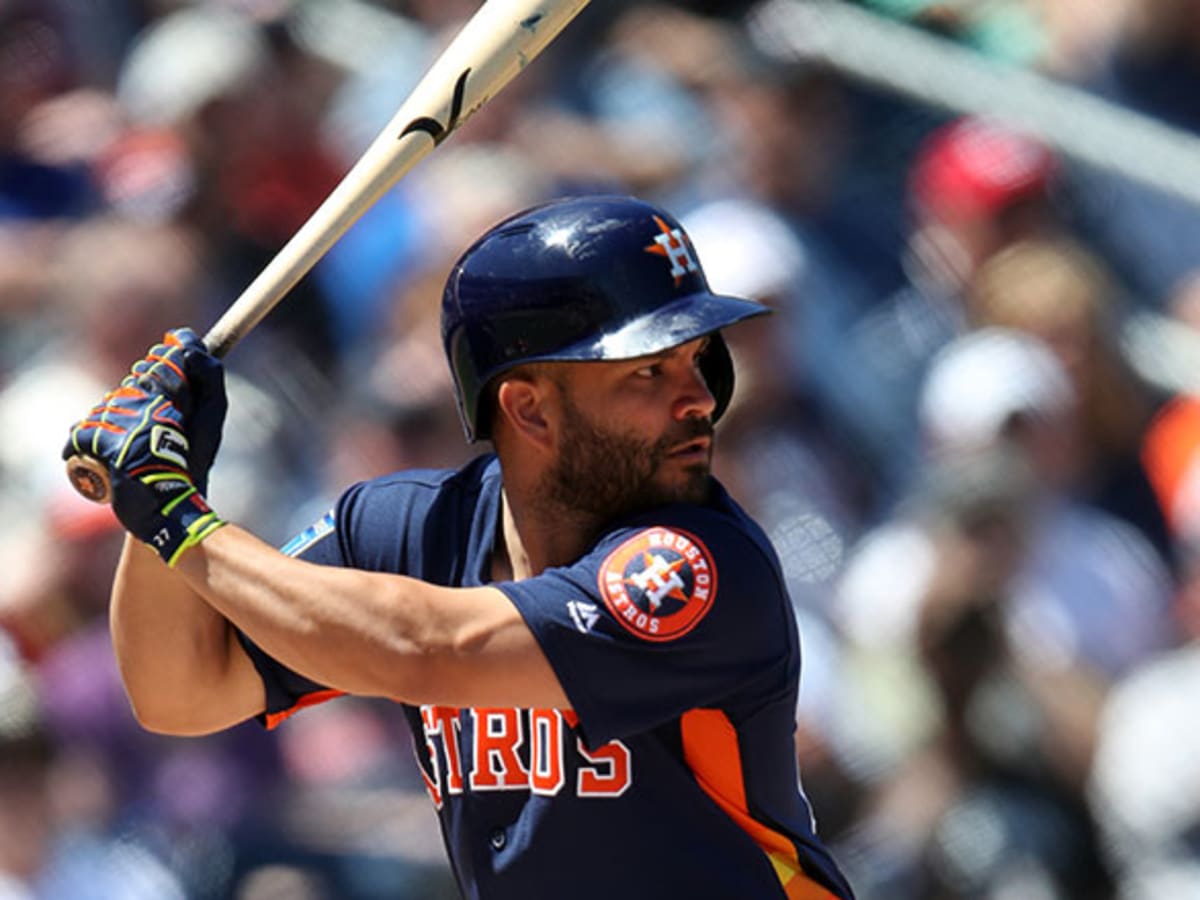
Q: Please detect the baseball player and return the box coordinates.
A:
[65,195,854,900]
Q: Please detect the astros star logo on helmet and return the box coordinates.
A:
[598,526,717,641]
[644,215,700,285]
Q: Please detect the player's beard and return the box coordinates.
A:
[543,393,713,523]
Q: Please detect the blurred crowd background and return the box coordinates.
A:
[3,0,1200,897]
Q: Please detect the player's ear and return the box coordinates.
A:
[495,373,555,451]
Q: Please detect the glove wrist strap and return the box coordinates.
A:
[133,479,226,567]
[164,508,226,568]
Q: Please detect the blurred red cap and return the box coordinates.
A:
[910,117,1056,223]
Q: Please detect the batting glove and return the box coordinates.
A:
[127,327,227,494]
[63,329,227,566]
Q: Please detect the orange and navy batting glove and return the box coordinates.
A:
[63,328,228,566]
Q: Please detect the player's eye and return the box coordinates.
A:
[634,363,662,379]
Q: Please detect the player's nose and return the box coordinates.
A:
[673,362,717,422]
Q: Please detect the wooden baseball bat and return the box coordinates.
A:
[66,0,592,504]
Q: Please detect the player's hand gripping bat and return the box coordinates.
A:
[65,0,591,504]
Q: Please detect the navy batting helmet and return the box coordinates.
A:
[441,195,770,441]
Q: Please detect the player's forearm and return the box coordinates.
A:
[173,525,567,709]
[173,524,444,702]
[111,535,264,734]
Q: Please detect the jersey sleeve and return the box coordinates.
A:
[497,507,798,748]
[237,507,346,728]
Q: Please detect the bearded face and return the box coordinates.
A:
[542,389,713,522]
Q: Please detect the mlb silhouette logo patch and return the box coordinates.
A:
[598,526,717,641]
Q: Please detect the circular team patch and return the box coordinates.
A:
[597,526,718,642]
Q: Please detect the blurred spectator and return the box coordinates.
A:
[906,119,1060,298]
[116,4,344,370]
[0,5,95,222]
[1070,0,1200,305]
[837,328,1175,704]
[838,116,1068,498]
[1037,0,1135,77]
[0,5,124,376]
[829,331,1174,893]
[1088,529,1200,900]
[0,635,58,897]
[866,443,1114,899]
[860,0,1134,75]
[0,216,202,517]
[0,491,122,662]
[305,2,437,358]
[0,633,186,899]
[829,330,1173,897]
[1090,0,1200,137]
[969,236,1177,569]
[918,329,1176,675]
[507,4,727,197]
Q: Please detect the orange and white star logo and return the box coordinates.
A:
[627,552,688,612]
[644,215,700,285]
[598,526,717,642]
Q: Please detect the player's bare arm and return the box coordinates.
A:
[110,535,265,735]
[171,524,567,711]
[110,511,566,733]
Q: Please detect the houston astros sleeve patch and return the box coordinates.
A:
[597,526,717,642]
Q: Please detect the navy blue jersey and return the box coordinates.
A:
[242,454,853,900]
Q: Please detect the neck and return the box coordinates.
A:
[495,484,604,581]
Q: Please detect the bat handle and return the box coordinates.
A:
[65,454,112,505]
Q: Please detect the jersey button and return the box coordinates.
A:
[489,828,507,851]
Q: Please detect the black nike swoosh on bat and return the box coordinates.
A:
[398,68,472,146]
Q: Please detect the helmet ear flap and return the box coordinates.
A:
[699,334,736,424]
